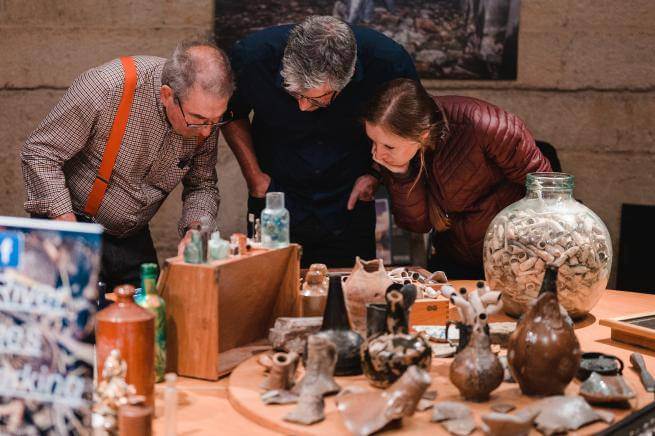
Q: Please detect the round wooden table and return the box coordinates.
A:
[154,282,655,435]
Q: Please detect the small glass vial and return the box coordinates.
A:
[261,192,290,249]
[207,231,230,261]
[164,373,178,436]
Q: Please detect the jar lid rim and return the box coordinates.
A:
[527,172,575,189]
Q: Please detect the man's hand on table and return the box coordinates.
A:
[347,174,379,210]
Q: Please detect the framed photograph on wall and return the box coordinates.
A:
[215,0,520,80]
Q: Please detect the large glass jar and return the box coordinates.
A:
[483,173,612,319]
[261,192,290,248]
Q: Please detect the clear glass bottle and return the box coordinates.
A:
[261,192,290,248]
[135,263,167,382]
[483,172,612,319]
[207,230,230,261]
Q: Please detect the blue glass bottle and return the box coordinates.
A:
[261,192,290,248]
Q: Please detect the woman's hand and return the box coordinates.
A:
[372,144,410,174]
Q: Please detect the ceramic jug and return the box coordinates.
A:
[342,257,393,337]
[97,285,155,406]
[507,265,581,396]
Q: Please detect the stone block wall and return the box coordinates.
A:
[1,0,653,287]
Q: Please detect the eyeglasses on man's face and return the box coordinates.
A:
[175,96,234,129]
[288,89,337,108]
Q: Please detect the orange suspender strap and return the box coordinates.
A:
[83,56,137,217]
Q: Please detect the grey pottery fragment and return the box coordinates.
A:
[337,366,431,436]
[283,391,325,425]
[292,335,340,396]
[481,411,534,436]
[529,395,614,435]
[579,372,636,405]
[431,401,476,436]
[260,351,299,391]
[260,389,298,405]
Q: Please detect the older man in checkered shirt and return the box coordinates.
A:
[21,41,233,291]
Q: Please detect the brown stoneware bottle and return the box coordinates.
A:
[449,312,503,402]
[507,265,581,396]
[97,285,155,407]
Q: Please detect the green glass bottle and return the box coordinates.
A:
[137,262,166,382]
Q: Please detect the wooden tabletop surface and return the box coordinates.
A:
[153,281,655,435]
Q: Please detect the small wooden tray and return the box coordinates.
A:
[599,312,655,351]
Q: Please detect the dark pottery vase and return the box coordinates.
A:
[362,289,432,388]
[507,265,582,396]
[366,303,387,339]
[449,313,503,401]
[303,275,363,376]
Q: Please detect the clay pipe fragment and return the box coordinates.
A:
[630,353,655,392]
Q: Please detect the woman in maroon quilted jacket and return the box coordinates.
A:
[364,79,551,279]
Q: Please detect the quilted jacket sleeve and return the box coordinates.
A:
[476,103,552,183]
[381,159,432,234]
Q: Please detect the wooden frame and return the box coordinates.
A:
[159,245,301,380]
[599,311,655,351]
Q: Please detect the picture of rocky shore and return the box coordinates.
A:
[214,0,520,80]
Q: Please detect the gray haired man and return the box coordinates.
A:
[21,41,233,290]
[223,16,418,267]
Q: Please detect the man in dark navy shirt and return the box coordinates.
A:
[222,15,417,267]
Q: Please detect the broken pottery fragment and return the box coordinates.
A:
[431,402,476,436]
[257,353,274,371]
[481,411,534,436]
[268,317,322,355]
[490,402,516,413]
[260,351,299,391]
[260,389,298,405]
[292,335,340,396]
[337,365,431,436]
[283,391,325,425]
[577,351,623,381]
[422,390,438,401]
[415,322,514,347]
[579,372,636,405]
[498,355,515,383]
[488,322,516,348]
[528,395,614,435]
[342,257,393,337]
[416,399,434,412]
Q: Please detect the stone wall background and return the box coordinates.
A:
[1,0,653,287]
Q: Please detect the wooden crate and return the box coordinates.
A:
[158,245,301,380]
